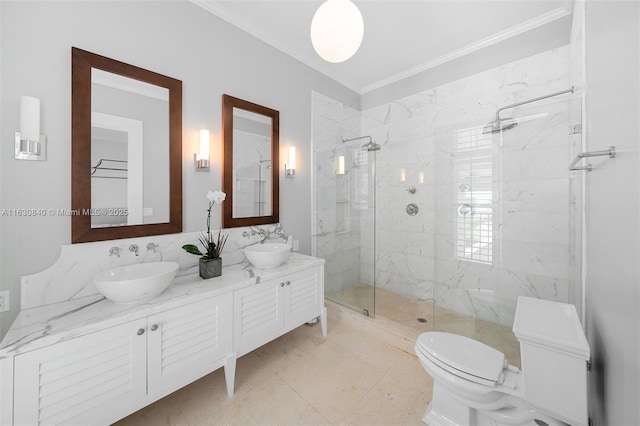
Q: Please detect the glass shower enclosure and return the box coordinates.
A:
[311,92,377,317]
[312,42,584,364]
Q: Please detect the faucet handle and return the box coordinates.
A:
[109,247,122,257]
[146,242,158,253]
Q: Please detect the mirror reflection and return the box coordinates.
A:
[232,108,272,218]
[90,69,169,228]
[222,94,279,229]
[71,47,182,244]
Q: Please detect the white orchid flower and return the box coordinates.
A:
[207,190,226,205]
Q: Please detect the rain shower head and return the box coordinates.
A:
[362,141,381,151]
[482,115,518,134]
[483,86,576,135]
[342,135,381,151]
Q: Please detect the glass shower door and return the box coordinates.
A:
[432,96,583,366]
[314,145,377,317]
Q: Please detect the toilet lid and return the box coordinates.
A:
[416,332,506,384]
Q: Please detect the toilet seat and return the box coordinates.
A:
[416,332,507,387]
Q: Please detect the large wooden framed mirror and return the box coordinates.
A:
[222,94,279,228]
[71,47,182,243]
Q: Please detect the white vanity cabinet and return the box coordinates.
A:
[233,265,326,357]
[13,319,147,426]
[11,292,231,426]
[1,254,326,425]
[146,293,232,399]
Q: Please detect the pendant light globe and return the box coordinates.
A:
[310,0,364,63]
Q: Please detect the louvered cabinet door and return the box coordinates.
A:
[13,319,147,426]
[283,266,323,328]
[146,294,229,396]
[233,279,284,356]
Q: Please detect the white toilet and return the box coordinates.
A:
[415,296,590,426]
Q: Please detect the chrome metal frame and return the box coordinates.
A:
[569,146,616,172]
[495,86,575,119]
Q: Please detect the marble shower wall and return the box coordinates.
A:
[312,45,580,328]
[361,45,580,326]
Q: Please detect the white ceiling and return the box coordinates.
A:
[192,0,572,94]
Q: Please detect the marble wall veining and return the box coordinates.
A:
[313,44,581,327]
[20,226,280,310]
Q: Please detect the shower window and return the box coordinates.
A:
[454,125,493,264]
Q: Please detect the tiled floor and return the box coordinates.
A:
[328,284,520,366]
[115,307,433,426]
[117,285,522,425]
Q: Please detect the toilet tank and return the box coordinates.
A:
[512,297,590,426]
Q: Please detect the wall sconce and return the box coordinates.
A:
[337,155,345,175]
[400,168,406,183]
[285,146,296,178]
[195,129,210,171]
[15,96,47,161]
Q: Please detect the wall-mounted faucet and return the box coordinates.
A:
[146,242,158,253]
[271,223,289,241]
[250,226,267,238]
[109,247,122,257]
[242,225,289,244]
[129,244,139,256]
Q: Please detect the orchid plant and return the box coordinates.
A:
[182,190,228,259]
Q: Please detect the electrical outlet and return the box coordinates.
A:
[0,290,9,313]
[293,240,299,251]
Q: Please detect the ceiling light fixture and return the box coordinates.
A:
[310,0,364,63]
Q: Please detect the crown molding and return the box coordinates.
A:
[191,0,572,96]
[360,6,572,94]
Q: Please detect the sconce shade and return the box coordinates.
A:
[199,129,210,160]
[310,0,364,63]
[196,129,210,170]
[20,96,40,142]
[285,146,296,178]
[288,146,296,169]
[337,155,345,175]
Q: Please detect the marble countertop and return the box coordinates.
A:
[0,253,324,359]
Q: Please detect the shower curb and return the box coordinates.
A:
[325,299,421,355]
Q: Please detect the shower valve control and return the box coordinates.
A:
[406,203,419,216]
[407,186,416,194]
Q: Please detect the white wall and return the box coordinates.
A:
[0,0,359,338]
[584,1,640,424]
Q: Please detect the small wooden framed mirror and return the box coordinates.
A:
[222,94,279,228]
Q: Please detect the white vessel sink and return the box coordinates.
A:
[94,261,179,304]
[244,243,291,269]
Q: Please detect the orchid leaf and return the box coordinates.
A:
[182,244,203,256]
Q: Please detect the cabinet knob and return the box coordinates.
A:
[280,282,285,287]
[285,281,291,286]
[151,324,159,331]
[137,328,145,336]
